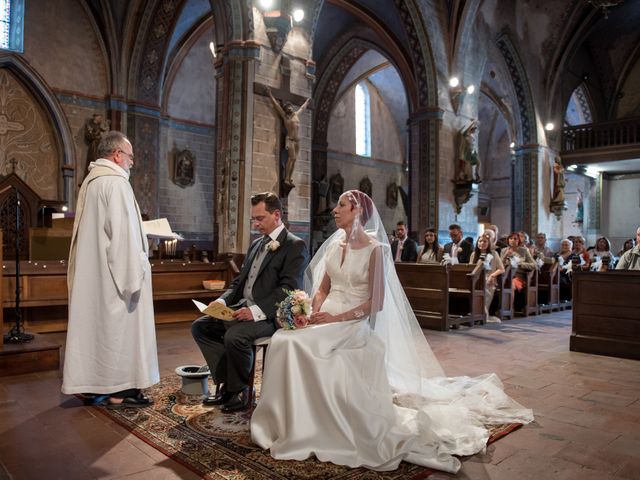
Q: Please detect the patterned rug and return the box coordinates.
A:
[93,367,522,479]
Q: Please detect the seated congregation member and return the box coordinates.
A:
[416,228,444,264]
[469,233,505,323]
[251,190,533,473]
[617,238,635,257]
[443,223,472,263]
[588,236,614,262]
[500,232,537,311]
[533,232,554,260]
[616,227,640,270]
[390,221,418,262]
[486,224,508,249]
[556,238,579,301]
[572,235,592,270]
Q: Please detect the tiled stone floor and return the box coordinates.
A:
[1,311,638,479]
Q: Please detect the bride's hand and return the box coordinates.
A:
[309,312,336,324]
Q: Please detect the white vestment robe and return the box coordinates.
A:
[62,159,159,395]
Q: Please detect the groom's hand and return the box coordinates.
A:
[232,307,254,321]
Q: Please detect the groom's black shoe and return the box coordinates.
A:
[220,387,251,413]
[203,385,233,406]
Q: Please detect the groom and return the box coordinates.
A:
[192,192,308,412]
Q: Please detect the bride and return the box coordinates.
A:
[250,190,533,473]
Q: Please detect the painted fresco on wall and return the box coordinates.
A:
[0,69,59,200]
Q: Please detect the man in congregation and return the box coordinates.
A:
[391,221,418,262]
[192,192,308,412]
[616,227,640,270]
[444,223,473,264]
[62,131,159,408]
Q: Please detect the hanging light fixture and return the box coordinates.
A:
[586,0,624,19]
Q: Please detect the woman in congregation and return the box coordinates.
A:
[572,235,592,269]
[556,238,579,301]
[416,228,444,264]
[588,236,613,261]
[617,238,635,258]
[251,190,533,474]
[469,233,505,323]
[500,232,537,311]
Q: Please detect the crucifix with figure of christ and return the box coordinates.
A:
[255,58,311,198]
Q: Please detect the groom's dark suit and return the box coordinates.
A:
[191,226,308,394]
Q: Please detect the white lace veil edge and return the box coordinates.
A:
[304,190,445,398]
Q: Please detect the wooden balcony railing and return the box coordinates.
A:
[562,117,640,152]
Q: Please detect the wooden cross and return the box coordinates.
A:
[8,157,18,173]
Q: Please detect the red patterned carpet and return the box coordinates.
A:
[94,374,521,479]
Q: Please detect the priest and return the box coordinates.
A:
[62,130,159,408]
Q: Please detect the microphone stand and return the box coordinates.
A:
[3,187,34,344]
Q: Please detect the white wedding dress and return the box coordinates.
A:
[251,240,533,473]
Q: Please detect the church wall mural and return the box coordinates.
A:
[0,69,60,200]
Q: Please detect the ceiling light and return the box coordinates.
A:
[545,122,555,131]
[209,41,216,58]
[259,0,273,9]
[466,84,475,94]
[292,9,304,22]
[509,142,515,148]
[449,77,460,88]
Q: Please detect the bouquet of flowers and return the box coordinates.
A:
[276,289,312,330]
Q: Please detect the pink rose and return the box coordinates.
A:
[294,315,309,328]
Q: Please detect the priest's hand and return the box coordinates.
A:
[232,307,254,321]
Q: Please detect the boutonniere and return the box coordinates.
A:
[265,240,280,252]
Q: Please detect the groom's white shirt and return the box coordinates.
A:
[216,223,286,322]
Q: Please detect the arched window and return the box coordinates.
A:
[564,83,593,126]
[355,82,371,157]
[0,0,24,53]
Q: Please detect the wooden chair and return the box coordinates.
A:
[247,336,271,408]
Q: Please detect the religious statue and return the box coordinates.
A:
[267,88,311,190]
[551,157,566,203]
[173,148,195,188]
[549,156,568,220]
[456,120,481,183]
[359,176,372,198]
[386,182,398,209]
[84,113,110,179]
[574,189,584,224]
[329,172,344,205]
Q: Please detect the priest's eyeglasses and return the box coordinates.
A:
[118,149,135,161]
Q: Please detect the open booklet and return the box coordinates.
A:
[192,299,235,321]
[143,218,184,240]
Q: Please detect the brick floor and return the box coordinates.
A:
[1,311,638,479]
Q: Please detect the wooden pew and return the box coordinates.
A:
[395,263,449,330]
[448,263,485,327]
[2,259,236,332]
[570,270,640,360]
[496,264,515,320]
[538,262,560,313]
[521,268,539,316]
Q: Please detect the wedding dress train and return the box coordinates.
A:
[251,240,533,473]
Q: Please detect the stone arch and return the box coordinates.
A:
[496,30,539,234]
[496,30,537,146]
[311,37,418,240]
[0,55,76,205]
